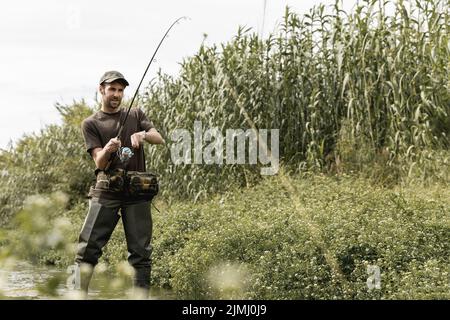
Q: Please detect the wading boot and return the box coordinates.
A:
[132,267,150,299]
[76,263,94,299]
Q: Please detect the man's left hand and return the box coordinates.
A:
[131,130,146,149]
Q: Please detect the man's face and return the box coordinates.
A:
[100,81,126,110]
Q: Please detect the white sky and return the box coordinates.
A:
[0,0,358,150]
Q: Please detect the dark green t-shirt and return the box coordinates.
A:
[81,107,155,199]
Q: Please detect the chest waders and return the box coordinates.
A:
[72,17,188,298]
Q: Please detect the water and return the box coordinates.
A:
[0,262,175,300]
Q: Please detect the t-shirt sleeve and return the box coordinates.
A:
[81,119,102,156]
[137,108,155,132]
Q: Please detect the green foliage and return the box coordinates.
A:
[0,101,95,226]
[142,0,449,200]
[0,172,448,299]
[0,0,449,299]
[55,99,94,128]
[149,174,449,299]
[7,192,74,265]
[1,0,448,224]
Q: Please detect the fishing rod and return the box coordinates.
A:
[105,16,189,171]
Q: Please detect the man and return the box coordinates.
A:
[74,70,165,298]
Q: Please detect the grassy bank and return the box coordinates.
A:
[7,171,447,299]
[149,172,449,299]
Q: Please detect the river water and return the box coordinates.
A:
[0,262,174,300]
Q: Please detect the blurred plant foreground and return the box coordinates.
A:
[0,0,449,299]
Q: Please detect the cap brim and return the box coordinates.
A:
[102,77,129,86]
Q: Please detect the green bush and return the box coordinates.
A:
[1,172,448,299]
[148,174,449,299]
[0,101,95,227]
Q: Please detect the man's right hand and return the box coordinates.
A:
[104,138,121,154]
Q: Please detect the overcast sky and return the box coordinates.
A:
[0,0,359,150]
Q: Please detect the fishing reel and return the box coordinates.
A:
[117,147,134,163]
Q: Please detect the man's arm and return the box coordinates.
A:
[93,130,163,169]
[91,138,121,170]
[144,128,165,145]
[131,128,165,149]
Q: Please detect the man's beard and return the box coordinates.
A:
[108,99,121,109]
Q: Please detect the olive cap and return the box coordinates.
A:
[99,70,129,86]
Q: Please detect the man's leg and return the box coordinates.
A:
[75,197,121,294]
[121,200,152,296]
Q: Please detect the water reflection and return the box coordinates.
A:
[0,262,174,300]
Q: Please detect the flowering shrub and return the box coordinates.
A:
[150,174,449,299]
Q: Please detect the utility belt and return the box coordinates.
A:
[95,168,159,200]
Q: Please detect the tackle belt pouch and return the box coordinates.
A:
[126,171,159,199]
[95,168,126,192]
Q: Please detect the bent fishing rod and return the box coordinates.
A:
[104,16,189,171]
